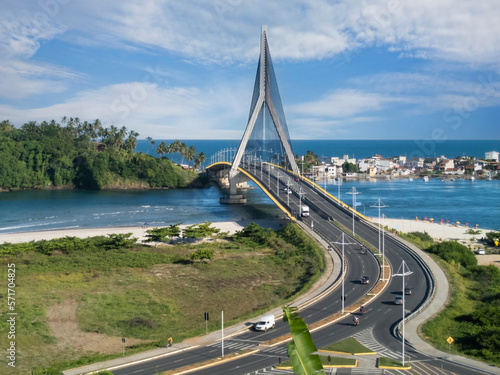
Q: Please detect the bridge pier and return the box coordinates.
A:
[220,194,247,204]
[220,172,248,204]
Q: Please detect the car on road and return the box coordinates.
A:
[394,296,403,305]
[476,249,486,255]
[361,275,370,284]
[404,287,413,295]
[254,314,275,332]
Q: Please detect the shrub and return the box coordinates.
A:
[183,222,220,239]
[486,231,500,247]
[233,222,274,246]
[428,241,477,268]
[190,248,214,261]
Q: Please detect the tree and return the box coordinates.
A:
[186,145,196,167]
[156,142,168,157]
[146,136,153,155]
[194,152,206,169]
[145,224,181,242]
[183,222,220,238]
[179,142,188,165]
[342,161,358,173]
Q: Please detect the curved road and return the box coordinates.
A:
[112,164,496,375]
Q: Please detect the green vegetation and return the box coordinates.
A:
[486,231,500,247]
[0,222,324,374]
[278,356,356,368]
[422,262,500,364]
[465,229,482,235]
[296,150,319,173]
[398,231,434,248]
[342,160,358,173]
[397,230,499,365]
[144,224,182,242]
[282,306,325,374]
[0,118,202,191]
[321,337,374,354]
[428,241,477,268]
[378,357,408,368]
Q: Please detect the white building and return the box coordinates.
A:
[405,157,425,169]
[485,151,499,161]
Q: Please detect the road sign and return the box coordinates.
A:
[447,337,454,344]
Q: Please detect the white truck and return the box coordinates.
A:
[300,205,310,217]
[254,314,275,332]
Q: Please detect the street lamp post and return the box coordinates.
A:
[371,199,389,280]
[393,261,413,366]
[287,178,291,207]
[276,171,280,196]
[333,233,356,314]
[298,188,305,219]
[347,187,360,238]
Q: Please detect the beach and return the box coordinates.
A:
[0,219,286,245]
[374,217,492,244]
[0,217,490,245]
[1,217,497,269]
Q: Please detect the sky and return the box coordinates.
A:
[1,0,500,140]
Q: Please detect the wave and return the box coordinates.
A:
[0,220,77,232]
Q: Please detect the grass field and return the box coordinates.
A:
[320,337,374,355]
[0,223,325,374]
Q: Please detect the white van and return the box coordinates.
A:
[301,205,310,217]
[254,314,275,331]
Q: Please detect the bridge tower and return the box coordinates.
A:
[223,26,300,203]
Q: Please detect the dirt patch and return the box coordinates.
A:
[476,254,500,269]
[47,300,153,355]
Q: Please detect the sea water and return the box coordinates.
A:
[0,140,498,234]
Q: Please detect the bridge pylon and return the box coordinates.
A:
[223,25,300,204]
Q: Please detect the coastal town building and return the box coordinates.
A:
[485,151,499,161]
[405,157,425,169]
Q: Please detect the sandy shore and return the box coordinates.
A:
[373,218,492,243]
[0,217,492,245]
[0,219,287,245]
[1,216,498,269]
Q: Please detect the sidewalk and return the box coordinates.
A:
[63,224,341,375]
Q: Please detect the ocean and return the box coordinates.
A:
[0,140,498,234]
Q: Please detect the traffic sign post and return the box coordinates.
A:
[447,336,454,356]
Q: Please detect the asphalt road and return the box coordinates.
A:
[113,165,494,375]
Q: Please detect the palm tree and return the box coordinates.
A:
[186,145,196,167]
[194,152,206,169]
[91,119,102,142]
[179,142,188,166]
[166,142,176,159]
[124,130,139,151]
[156,141,168,157]
[146,137,153,155]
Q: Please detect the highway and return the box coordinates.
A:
[112,163,495,375]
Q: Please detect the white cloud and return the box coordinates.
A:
[34,0,499,65]
[0,80,250,139]
[290,89,390,118]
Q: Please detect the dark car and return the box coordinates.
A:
[404,287,413,295]
[361,275,370,284]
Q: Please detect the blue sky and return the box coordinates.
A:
[1,0,500,140]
